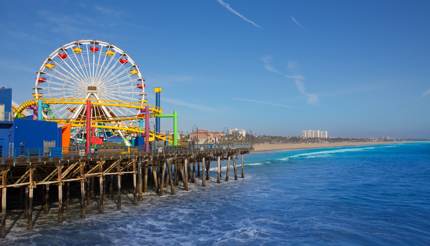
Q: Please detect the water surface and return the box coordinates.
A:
[4,142,430,245]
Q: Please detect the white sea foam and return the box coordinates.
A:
[246,162,263,166]
[279,146,376,161]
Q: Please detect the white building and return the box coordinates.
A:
[303,130,329,139]
[228,128,247,138]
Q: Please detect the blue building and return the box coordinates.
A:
[13,118,62,157]
[0,88,62,159]
[0,88,13,158]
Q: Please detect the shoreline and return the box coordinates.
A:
[251,141,401,153]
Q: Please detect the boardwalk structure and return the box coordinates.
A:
[0,144,251,237]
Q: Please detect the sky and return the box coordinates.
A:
[0,0,429,138]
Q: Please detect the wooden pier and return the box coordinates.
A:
[0,144,251,238]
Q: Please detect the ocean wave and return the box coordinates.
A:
[246,162,263,166]
[279,146,376,161]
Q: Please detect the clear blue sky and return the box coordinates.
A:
[0,0,429,138]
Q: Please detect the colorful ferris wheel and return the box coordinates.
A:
[34,40,145,121]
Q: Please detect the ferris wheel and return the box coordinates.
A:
[34,40,145,121]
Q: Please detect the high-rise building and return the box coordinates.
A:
[302,130,329,139]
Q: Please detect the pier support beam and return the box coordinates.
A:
[191,161,196,183]
[98,162,104,213]
[241,154,245,178]
[27,167,34,230]
[167,160,175,195]
[201,158,206,187]
[206,160,210,181]
[160,161,165,195]
[80,162,86,218]
[233,156,238,180]
[137,158,142,200]
[1,170,8,238]
[57,165,63,222]
[217,156,221,183]
[183,159,189,191]
[225,156,230,182]
[117,166,121,210]
[143,161,148,193]
[132,159,137,202]
[197,161,200,178]
[152,162,158,193]
[44,185,50,213]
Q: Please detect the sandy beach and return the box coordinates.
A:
[252,141,396,153]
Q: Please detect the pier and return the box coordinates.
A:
[0,144,250,238]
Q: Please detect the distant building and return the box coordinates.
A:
[228,128,246,138]
[190,129,225,144]
[302,130,329,139]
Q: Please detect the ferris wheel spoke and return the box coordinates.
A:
[72,50,90,82]
[85,45,93,80]
[96,49,117,84]
[94,47,109,83]
[45,72,81,89]
[99,68,133,88]
[46,65,79,85]
[98,53,124,83]
[63,49,88,83]
[58,51,86,83]
[50,59,83,85]
[94,45,105,83]
[79,49,92,83]
[103,76,135,90]
[101,61,134,85]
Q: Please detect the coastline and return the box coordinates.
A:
[251,141,399,153]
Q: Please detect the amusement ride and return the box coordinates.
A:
[13,40,179,152]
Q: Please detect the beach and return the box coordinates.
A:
[252,141,395,152]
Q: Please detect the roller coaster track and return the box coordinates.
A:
[69,124,173,142]
[13,98,162,117]
[13,98,172,143]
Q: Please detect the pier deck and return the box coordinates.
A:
[0,144,251,238]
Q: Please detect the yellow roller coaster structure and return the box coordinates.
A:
[13,97,177,144]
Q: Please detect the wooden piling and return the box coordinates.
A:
[225,156,230,182]
[98,162,104,213]
[132,159,137,202]
[1,170,7,238]
[57,165,63,222]
[136,158,142,200]
[65,182,70,210]
[152,163,158,193]
[201,158,206,187]
[117,165,121,210]
[191,161,196,183]
[24,187,28,219]
[109,176,114,199]
[167,160,176,195]
[44,184,50,213]
[197,161,200,177]
[183,159,189,191]
[79,162,86,218]
[27,167,33,230]
[206,159,210,181]
[143,161,148,193]
[217,156,221,183]
[241,154,245,178]
[160,161,165,195]
[233,156,238,180]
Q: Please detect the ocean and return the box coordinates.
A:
[4,142,430,245]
